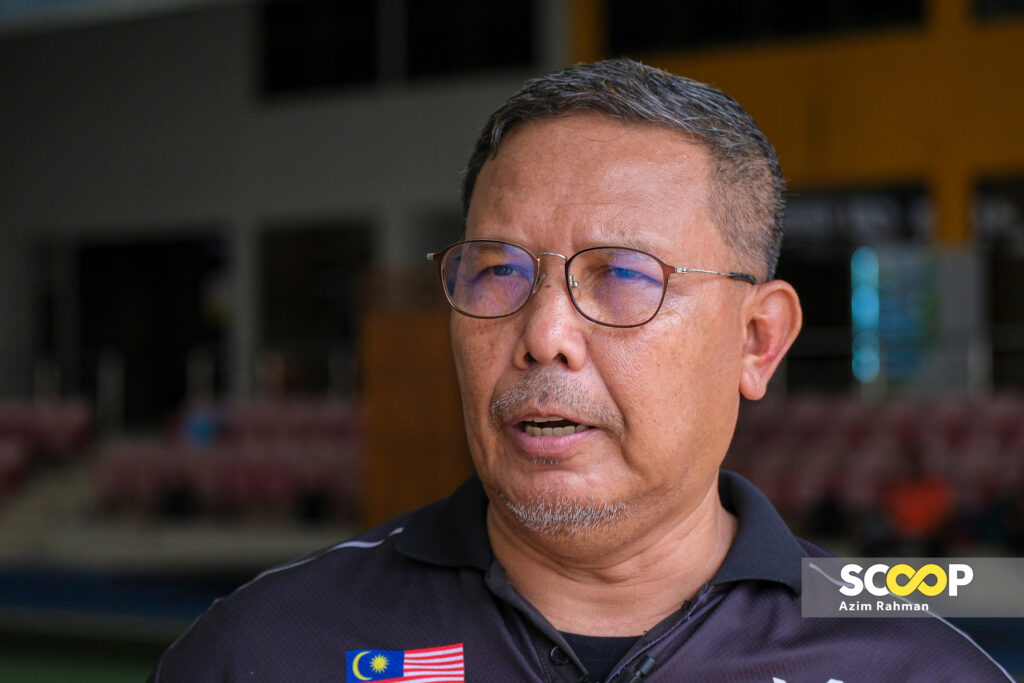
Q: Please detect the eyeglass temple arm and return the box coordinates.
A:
[674,267,758,285]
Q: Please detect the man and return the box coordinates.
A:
[150,59,1010,682]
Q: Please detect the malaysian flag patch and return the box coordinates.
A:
[345,643,465,682]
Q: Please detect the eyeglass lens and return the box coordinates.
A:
[440,241,666,326]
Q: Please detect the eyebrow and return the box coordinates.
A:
[468,241,513,254]
[470,233,662,257]
[595,233,659,255]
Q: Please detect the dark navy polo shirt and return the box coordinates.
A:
[150,471,1011,682]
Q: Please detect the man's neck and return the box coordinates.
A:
[486,482,738,637]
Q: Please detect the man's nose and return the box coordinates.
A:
[513,258,588,370]
[531,268,580,297]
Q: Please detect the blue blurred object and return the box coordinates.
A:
[183,406,221,448]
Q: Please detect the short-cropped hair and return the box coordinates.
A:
[461,58,785,281]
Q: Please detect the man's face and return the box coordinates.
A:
[454,115,754,541]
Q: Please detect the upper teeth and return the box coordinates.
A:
[522,417,590,437]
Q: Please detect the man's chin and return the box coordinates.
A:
[495,488,632,538]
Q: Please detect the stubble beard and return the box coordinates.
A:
[496,488,632,538]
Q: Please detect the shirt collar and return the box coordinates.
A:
[395,474,493,570]
[396,470,806,592]
[711,470,806,593]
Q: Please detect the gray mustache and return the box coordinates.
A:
[488,370,624,436]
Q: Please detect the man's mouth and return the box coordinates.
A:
[518,416,592,437]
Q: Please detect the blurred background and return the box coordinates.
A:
[0,0,1022,679]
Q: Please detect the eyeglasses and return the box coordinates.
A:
[426,239,758,328]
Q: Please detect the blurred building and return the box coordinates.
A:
[0,0,1022,421]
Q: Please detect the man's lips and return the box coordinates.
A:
[508,413,596,458]
[517,415,593,437]
[488,370,624,438]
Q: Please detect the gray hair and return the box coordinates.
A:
[461,58,785,281]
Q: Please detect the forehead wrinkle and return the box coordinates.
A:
[489,124,708,203]
[470,117,719,259]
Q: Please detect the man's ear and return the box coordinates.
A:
[738,280,802,400]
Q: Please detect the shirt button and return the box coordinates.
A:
[549,646,570,666]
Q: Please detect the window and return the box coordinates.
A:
[405,0,534,79]
[976,178,1024,389]
[260,222,373,394]
[975,0,1024,20]
[75,235,227,427]
[261,0,377,96]
[258,0,535,97]
[779,186,930,392]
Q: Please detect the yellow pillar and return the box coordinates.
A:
[928,0,973,247]
[928,0,969,34]
[569,0,605,63]
[933,167,972,246]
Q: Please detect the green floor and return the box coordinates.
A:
[0,654,154,683]
[0,634,165,683]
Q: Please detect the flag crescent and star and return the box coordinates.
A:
[345,643,465,682]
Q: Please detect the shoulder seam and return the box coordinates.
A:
[244,525,406,586]
[152,525,406,674]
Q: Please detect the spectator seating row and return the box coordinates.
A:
[214,398,360,440]
[0,399,93,504]
[0,398,93,461]
[733,394,1024,451]
[96,438,362,519]
[726,395,1024,518]
[99,398,363,520]
[96,394,1023,529]
[0,439,31,499]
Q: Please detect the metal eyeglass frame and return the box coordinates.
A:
[427,239,758,328]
